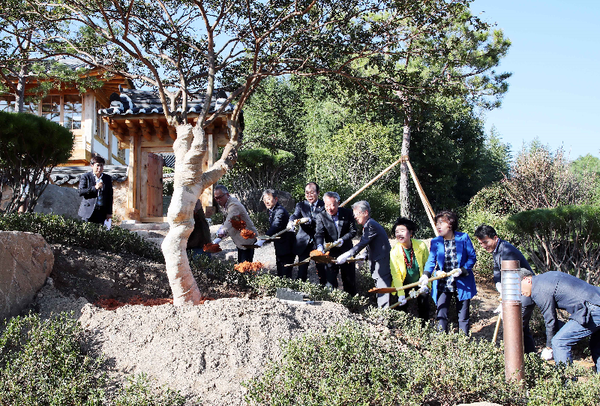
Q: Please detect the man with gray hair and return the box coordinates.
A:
[337,200,392,308]
[314,191,357,294]
[213,185,258,263]
[520,268,600,371]
[262,189,295,277]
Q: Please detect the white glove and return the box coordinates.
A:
[255,239,266,247]
[217,227,227,238]
[397,295,407,306]
[434,270,447,278]
[493,303,502,315]
[300,217,311,224]
[336,251,352,264]
[418,285,429,295]
[334,238,344,247]
[496,282,502,294]
[286,221,295,231]
[409,290,418,299]
[418,274,429,287]
[317,245,325,253]
[212,237,222,244]
[541,347,553,361]
[449,268,462,277]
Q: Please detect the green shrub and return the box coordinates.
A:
[0,312,106,405]
[246,310,600,406]
[112,373,186,406]
[0,111,74,214]
[506,205,600,283]
[245,318,523,406]
[0,212,164,262]
[249,210,270,234]
[0,313,187,406]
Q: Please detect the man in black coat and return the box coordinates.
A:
[314,191,357,295]
[261,189,295,278]
[78,155,113,225]
[475,224,536,353]
[520,269,600,371]
[337,200,391,308]
[288,182,325,281]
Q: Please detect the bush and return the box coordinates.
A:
[0,313,186,406]
[0,111,74,214]
[245,318,523,406]
[245,310,600,406]
[0,312,106,405]
[506,205,600,284]
[0,212,164,262]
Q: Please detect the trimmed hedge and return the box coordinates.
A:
[0,212,164,262]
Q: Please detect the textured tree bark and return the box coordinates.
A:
[399,111,412,218]
[161,121,240,305]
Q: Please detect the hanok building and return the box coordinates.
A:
[98,87,234,220]
[0,65,131,166]
[1,64,233,221]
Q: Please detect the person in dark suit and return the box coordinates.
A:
[520,269,600,371]
[475,224,536,353]
[337,200,392,308]
[261,189,295,278]
[288,182,325,282]
[78,155,113,225]
[314,191,357,295]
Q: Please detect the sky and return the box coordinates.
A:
[469,0,599,161]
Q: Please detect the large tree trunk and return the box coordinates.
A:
[399,111,412,218]
[161,120,240,305]
[161,124,205,305]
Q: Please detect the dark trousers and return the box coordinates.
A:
[87,206,108,224]
[398,286,430,322]
[321,263,356,296]
[237,248,255,264]
[436,290,470,334]
[523,303,536,354]
[276,253,295,278]
[296,246,325,282]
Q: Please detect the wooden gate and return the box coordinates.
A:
[141,152,164,219]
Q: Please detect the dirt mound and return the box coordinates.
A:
[35,283,364,406]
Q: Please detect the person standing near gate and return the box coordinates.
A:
[78,154,113,225]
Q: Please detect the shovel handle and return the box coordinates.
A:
[368,274,448,294]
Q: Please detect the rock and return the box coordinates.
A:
[34,183,81,219]
[0,231,54,320]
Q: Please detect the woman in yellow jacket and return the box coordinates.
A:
[390,217,430,322]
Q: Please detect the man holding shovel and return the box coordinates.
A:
[336,200,392,308]
[474,224,536,354]
[314,191,357,294]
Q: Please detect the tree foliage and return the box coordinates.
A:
[503,142,594,211]
[0,111,73,214]
[506,206,600,285]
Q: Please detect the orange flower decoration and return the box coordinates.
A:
[230,215,246,231]
[310,249,327,257]
[240,229,256,239]
[234,261,264,273]
[203,243,223,253]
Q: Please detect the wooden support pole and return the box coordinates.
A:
[340,155,407,207]
[405,159,438,236]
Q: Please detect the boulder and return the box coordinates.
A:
[0,231,54,320]
[34,183,81,219]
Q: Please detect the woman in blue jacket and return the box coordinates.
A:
[419,211,477,334]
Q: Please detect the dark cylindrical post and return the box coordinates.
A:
[501,259,524,383]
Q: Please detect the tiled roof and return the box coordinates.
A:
[98,87,234,116]
[50,166,128,186]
